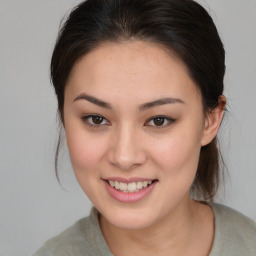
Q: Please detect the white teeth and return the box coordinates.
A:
[137,181,143,189]
[119,182,128,191]
[108,180,154,193]
[128,182,136,192]
[114,181,120,189]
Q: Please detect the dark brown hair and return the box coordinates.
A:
[51,0,225,201]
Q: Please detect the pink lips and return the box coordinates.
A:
[103,179,157,203]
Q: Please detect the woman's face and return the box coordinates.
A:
[64,41,211,229]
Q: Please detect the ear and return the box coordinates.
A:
[201,95,226,146]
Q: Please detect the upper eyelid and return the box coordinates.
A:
[145,115,174,123]
[145,115,173,121]
[82,114,106,119]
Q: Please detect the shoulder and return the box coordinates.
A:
[32,216,92,256]
[209,203,256,256]
[32,208,112,256]
[211,203,256,235]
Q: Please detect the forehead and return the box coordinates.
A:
[66,41,200,103]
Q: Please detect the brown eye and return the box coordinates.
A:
[92,116,104,124]
[146,116,175,128]
[81,115,109,128]
[153,117,165,126]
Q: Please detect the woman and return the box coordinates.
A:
[33,0,256,255]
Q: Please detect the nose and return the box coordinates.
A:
[107,124,146,170]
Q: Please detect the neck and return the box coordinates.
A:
[100,199,214,256]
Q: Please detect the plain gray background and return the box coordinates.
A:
[0,0,255,255]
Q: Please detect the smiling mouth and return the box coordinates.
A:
[106,180,158,193]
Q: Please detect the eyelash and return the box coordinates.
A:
[81,114,176,129]
[81,115,110,129]
[145,115,176,128]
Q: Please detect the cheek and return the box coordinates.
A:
[149,130,202,203]
[65,130,111,201]
[150,127,202,174]
[65,129,107,176]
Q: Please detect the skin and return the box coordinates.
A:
[63,41,225,255]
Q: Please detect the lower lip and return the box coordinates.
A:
[103,180,157,203]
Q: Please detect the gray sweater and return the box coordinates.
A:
[33,203,256,256]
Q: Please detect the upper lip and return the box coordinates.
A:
[102,177,157,183]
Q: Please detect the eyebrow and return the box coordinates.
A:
[73,93,112,109]
[139,97,184,111]
[73,93,184,111]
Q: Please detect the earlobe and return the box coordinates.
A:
[201,95,226,146]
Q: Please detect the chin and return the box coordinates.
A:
[100,205,158,230]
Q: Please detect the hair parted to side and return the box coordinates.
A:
[51,0,226,201]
